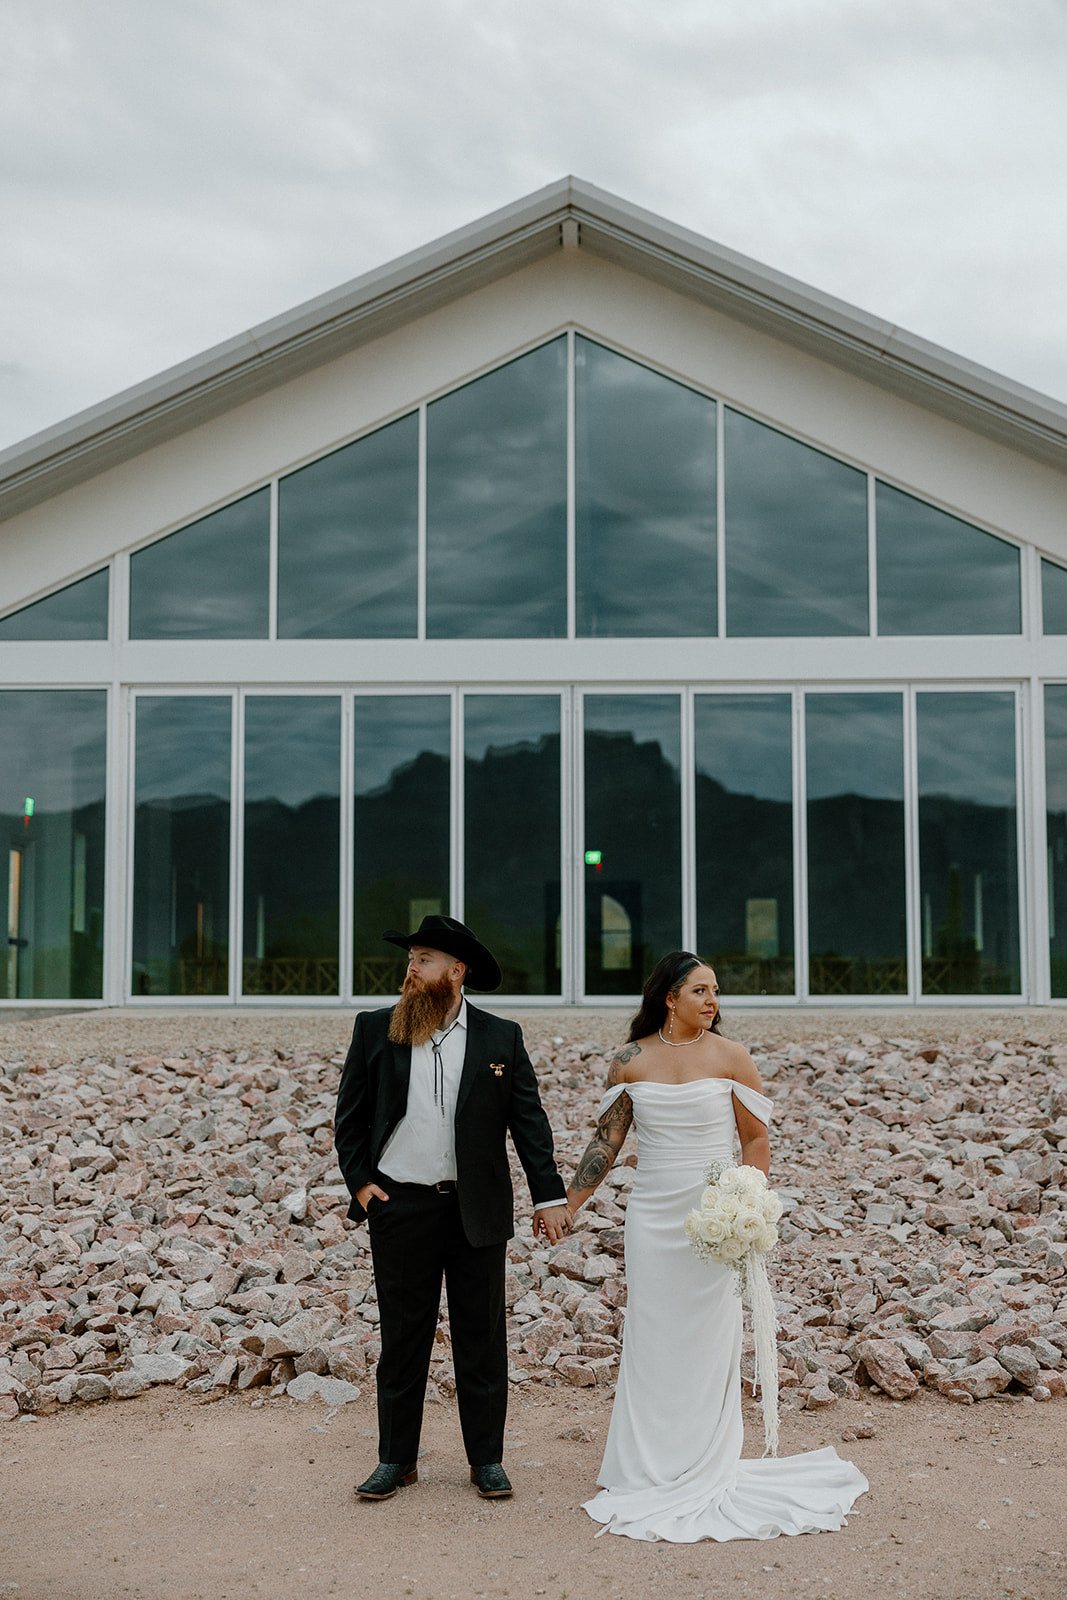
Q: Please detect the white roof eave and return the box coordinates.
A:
[2,176,1066,522]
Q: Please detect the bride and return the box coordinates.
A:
[565,951,868,1543]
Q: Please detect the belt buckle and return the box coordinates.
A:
[435,1181,451,1193]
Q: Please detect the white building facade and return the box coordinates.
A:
[2,179,1067,1010]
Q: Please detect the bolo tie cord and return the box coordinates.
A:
[431,1018,461,1114]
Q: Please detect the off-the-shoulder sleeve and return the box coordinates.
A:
[597,1083,631,1118]
[730,1080,773,1125]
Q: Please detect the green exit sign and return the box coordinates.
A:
[584,849,602,865]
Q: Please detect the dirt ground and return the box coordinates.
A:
[1,1382,1065,1600]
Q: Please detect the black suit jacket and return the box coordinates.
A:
[333,1002,566,1248]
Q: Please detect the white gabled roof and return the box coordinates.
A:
[3,175,1067,521]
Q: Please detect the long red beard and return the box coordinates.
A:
[388,971,457,1047]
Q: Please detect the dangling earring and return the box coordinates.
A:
[666,1007,674,1038]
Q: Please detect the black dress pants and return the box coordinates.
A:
[367,1179,507,1467]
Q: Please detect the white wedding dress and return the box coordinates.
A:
[584,1079,868,1543]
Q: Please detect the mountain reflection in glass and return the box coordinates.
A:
[694,695,794,995]
[917,691,1019,994]
[464,696,561,993]
[0,570,109,641]
[575,338,716,636]
[130,490,270,639]
[876,482,1020,634]
[243,697,341,996]
[353,696,451,996]
[1042,560,1067,635]
[1,691,107,999]
[133,697,231,996]
[806,694,907,995]
[426,339,567,638]
[725,409,868,636]
[278,413,418,638]
[1046,686,1067,997]
[584,695,681,994]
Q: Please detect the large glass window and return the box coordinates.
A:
[132,697,231,996]
[575,338,716,636]
[464,696,561,994]
[724,409,868,637]
[1042,560,1067,635]
[243,697,341,996]
[0,571,109,641]
[1045,686,1067,998]
[426,339,567,638]
[1,691,107,999]
[695,695,794,995]
[129,490,270,639]
[278,414,418,638]
[584,694,681,994]
[353,696,451,995]
[876,483,1020,634]
[806,694,907,996]
[917,691,1019,995]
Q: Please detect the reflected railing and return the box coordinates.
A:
[920,957,1018,996]
[809,956,908,996]
[712,958,795,996]
[242,958,340,996]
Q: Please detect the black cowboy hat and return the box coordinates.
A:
[383,914,502,992]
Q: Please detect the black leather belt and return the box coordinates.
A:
[378,1173,456,1194]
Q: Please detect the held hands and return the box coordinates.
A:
[355,1181,389,1210]
[533,1203,573,1244]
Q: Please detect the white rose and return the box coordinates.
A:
[717,1166,744,1189]
[735,1207,766,1243]
[760,1193,783,1223]
[716,1235,746,1263]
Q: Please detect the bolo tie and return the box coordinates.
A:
[431,1018,461,1114]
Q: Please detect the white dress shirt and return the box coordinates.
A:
[379,1001,469,1184]
[378,998,562,1211]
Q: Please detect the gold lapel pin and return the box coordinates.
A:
[490,1063,505,1077]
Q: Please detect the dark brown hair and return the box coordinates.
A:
[627,951,722,1043]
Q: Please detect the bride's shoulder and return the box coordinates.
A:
[713,1036,763,1092]
[605,1036,653,1086]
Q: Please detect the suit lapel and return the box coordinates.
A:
[454,1002,486,1118]
[387,1033,413,1120]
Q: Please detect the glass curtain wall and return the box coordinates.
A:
[353,696,451,996]
[574,338,716,636]
[0,571,109,640]
[426,339,567,638]
[724,410,868,636]
[132,697,231,996]
[278,414,418,638]
[464,696,561,994]
[0,691,107,999]
[694,695,794,994]
[242,697,341,996]
[583,695,681,993]
[806,694,908,995]
[876,484,1021,634]
[1046,686,1067,998]
[129,490,270,639]
[917,692,1020,994]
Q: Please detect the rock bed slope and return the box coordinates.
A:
[1,1031,1066,1420]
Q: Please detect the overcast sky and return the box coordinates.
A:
[3,0,1067,454]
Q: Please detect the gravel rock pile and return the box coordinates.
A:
[1,1030,1066,1420]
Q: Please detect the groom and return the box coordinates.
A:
[334,914,571,1502]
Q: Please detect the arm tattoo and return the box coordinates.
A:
[572,1091,633,1195]
[606,1042,641,1085]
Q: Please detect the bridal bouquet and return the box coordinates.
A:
[685,1163,783,1456]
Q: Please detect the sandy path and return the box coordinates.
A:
[2,1383,1064,1600]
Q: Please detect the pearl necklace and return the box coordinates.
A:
[658,1024,705,1047]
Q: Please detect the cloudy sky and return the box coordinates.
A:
[3,0,1067,454]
